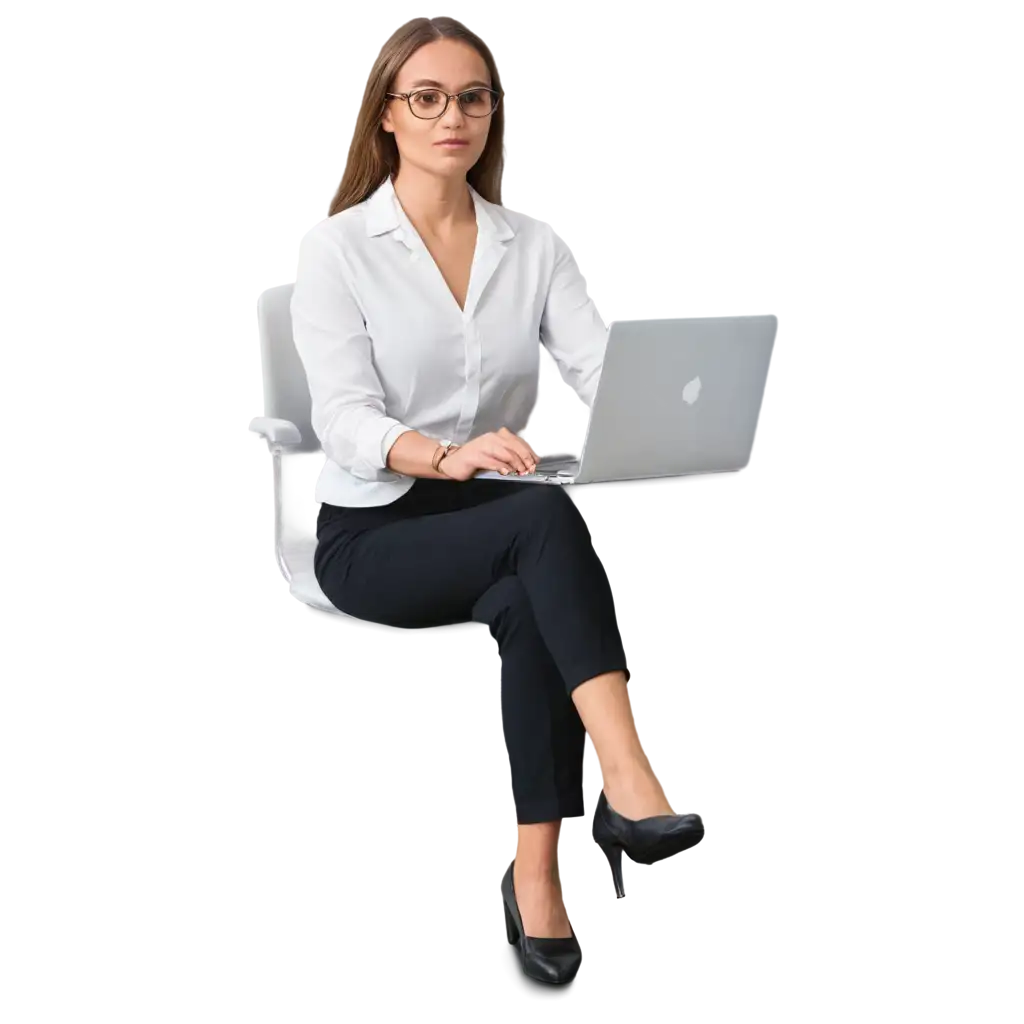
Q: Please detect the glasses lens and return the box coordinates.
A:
[459,89,497,116]
[409,91,446,118]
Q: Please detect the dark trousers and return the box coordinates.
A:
[313,478,631,824]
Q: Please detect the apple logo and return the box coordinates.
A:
[682,375,702,405]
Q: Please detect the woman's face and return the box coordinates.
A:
[381,38,495,179]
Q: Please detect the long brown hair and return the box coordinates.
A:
[327,17,506,217]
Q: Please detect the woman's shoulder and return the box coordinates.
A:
[299,204,367,254]
[473,189,553,246]
[485,198,548,233]
[294,202,374,276]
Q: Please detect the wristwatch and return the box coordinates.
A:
[433,437,459,473]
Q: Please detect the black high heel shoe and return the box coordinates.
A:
[589,786,708,892]
[500,859,582,984]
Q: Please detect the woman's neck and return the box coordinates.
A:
[392,171,474,240]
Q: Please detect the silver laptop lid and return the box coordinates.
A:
[575,315,777,483]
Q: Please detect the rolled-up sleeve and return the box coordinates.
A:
[290,226,414,480]
[539,224,609,408]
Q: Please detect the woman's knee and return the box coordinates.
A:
[510,483,589,537]
[472,574,575,649]
[471,573,531,629]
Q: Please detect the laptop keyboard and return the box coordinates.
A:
[536,453,579,470]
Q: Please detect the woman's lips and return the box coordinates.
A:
[436,140,468,147]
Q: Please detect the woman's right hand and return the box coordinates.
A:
[438,428,539,482]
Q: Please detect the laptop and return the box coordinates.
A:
[475,314,777,485]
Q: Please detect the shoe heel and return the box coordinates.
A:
[503,905,520,942]
[598,843,626,901]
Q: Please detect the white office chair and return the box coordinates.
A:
[249,283,342,615]
[248,278,342,614]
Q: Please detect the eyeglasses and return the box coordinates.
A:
[384,87,502,120]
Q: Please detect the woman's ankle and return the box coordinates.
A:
[515,820,561,877]
[602,759,674,817]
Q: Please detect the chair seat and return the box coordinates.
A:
[278,540,489,634]
[282,540,337,610]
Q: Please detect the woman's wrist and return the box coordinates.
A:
[386,430,460,479]
[435,443,460,477]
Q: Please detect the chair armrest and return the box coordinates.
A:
[249,416,303,448]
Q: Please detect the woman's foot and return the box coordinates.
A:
[512,860,573,939]
[593,757,712,868]
[499,860,581,987]
[602,759,675,821]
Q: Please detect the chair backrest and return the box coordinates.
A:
[256,283,321,452]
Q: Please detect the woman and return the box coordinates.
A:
[290,16,704,985]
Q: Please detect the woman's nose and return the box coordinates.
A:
[440,97,466,126]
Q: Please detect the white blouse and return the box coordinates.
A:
[290,173,609,507]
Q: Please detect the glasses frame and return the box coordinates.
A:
[384,87,503,120]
